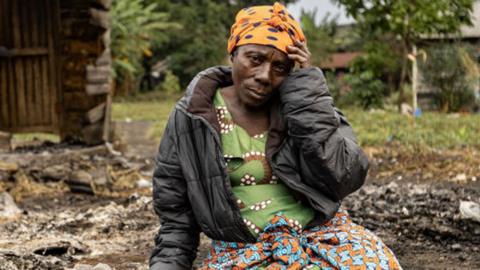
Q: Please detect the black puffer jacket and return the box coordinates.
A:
[150,66,369,270]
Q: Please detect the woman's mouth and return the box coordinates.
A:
[247,88,267,99]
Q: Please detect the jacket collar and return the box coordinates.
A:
[177,66,285,157]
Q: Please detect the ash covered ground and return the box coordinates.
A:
[0,121,479,270]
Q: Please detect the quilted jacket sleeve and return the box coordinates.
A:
[279,67,369,201]
[150,110,200,270]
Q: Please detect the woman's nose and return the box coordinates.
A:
[254,64,271,85]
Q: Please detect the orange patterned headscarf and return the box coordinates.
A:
[227,2,306,55]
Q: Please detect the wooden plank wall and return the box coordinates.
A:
[0,0,59,133]
[0,0,112,144]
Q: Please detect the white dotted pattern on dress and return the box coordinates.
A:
[288,218,303,232]
[249,199,273,211]
[240,174,256,186]
[269,175,278,184]
[253,133,265,139]
[243,218,261,234]
[220,122,234,134]
[242,151,265,159]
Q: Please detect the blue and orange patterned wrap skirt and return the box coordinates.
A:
[199,208,402,270]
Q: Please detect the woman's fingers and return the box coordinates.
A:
[287,40,311,68]
[286,45,308,57]
[287,54,308,64]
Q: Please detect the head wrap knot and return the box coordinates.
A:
[227,2,305,55]
[267,3,288,28]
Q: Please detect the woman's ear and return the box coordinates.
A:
[230,49,238,64]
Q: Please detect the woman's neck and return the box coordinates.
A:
[220,86,270,136]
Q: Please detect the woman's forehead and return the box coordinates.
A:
[238,44,288,60]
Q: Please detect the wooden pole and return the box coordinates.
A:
[412,44,418,118]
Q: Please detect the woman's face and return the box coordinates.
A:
[231,44,293,107]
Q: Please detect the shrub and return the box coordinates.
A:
[420,43,477,112]
[344,70,386,109]
[159,70,181,96]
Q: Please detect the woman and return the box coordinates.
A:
[150,3,401,270]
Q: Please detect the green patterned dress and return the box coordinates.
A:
[214,90,314,237]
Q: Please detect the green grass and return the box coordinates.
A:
[13,133,60,143]
[112,96,178,139]
[112,96,480,151]
[343,108,480,151]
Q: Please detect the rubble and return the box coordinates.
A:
[0,249,65,270]
[0,126,479,268]
[343,180,480,269]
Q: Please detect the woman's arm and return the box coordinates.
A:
[150,110,200,270]
[279,67,369,201]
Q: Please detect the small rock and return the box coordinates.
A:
[66,170,95,195]
[459,201,480,223]
[136,178,152,189]
[72,264,93,270]
[0,161,18,172]
[94,177,108,186]
[0,248,20,256]
[42,165,67,181]
[451,173,467,183]
[451,243,462,251]
[92,263,112,270]
[0,192,22,219]
[70,170,93,184]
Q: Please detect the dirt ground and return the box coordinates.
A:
[0,120,479,270]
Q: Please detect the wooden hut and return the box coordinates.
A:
[0,0,112,145]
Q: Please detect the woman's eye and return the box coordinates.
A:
[274,65,286,73]
[250,55,261,64]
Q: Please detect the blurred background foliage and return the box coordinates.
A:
[111,0,180,95]
[109,0,480,153]
[419,43,478,112]
[110,0,479,113]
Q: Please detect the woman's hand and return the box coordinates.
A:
[286,40,311,69]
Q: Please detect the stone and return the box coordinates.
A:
[0,161,18,172]
[136,179,152,189]
[451,243,462,251]
[92,263,112,270]
[0,192,22,219]
[459,201,480,223]
[66,170,95,195]
[451,173,468,183]
[41,165,68,181]
[72,264,93,270]
[70,170,93,184]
